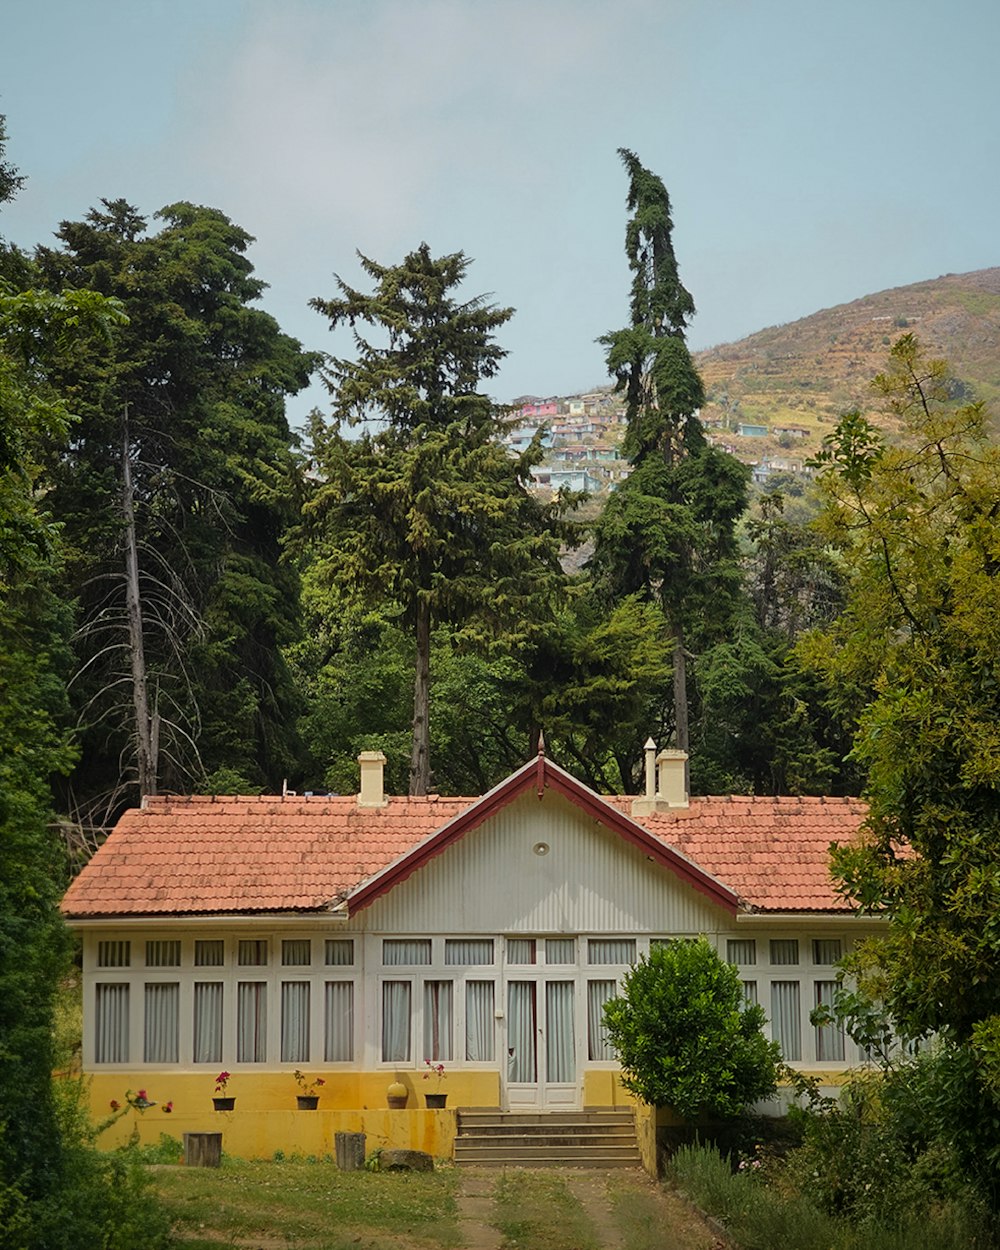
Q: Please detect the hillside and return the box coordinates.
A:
[694,267,1000,464]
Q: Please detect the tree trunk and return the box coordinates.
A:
[671,624,689,754]
[409,597,431,795]
[122,418,158,798]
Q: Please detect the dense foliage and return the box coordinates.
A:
[602,939,781,1119]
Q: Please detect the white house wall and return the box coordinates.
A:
[358,791,728,936]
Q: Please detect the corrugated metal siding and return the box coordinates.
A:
[358,791,726,935]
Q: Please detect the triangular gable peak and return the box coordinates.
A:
[346,753,741,917]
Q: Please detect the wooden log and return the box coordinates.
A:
[335,1131,366,1171]
[183,1132,222,1167]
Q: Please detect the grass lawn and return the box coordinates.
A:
[149,1158,462,1250]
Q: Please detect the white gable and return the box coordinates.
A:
[358,791,728,935]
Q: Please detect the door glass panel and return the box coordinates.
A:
[507,981,536,1081]
[546,981,575,1083]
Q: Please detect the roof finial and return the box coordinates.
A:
[537,730,546,757]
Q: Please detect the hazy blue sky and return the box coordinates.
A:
[3,0,998,421]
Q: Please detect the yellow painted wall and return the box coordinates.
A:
[85,1070,500,1160]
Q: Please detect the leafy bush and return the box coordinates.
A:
[602,938,781,1118]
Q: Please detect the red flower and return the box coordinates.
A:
[109,1099,121,1111]
[164,1101,173,1113]
[315,1078,326,1087]
[136,1089,148,1101]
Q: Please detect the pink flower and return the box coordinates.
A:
[164,1101,174,1113]
[136,1089,148,1101]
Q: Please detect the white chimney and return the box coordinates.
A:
[631,741,689,816]
[357,750,388,808]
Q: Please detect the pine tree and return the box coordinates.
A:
[305,244,567,794]
[592,150,749,767]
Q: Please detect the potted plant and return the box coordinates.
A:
[212,1071,235,1111]
[293,1070,325,1110]
[422,1060,447,1108]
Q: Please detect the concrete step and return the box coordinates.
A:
[454,1108,640,1168]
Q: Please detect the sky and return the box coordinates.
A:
[2,0,999,425]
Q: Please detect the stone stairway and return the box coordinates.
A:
[454,1108,641,1168]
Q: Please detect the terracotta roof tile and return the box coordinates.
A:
[61,788,868,920]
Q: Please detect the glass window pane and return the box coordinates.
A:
[814,980,845,1061]
[95,983,129,1062]
[383,940,431,966]
[465,981,494,1061]
[546,981,575,1083]
[445,939,494,965]
[282,939,311,966]
[195,940,225,967]
[545,939,575,965]
[382,981,411,1062]
[771,981,801,1061]
[144,983,179,1062]
[193,982,223,1063]
[587,980,616,1061]
[98,941,130,968]
[770,939,799,966]
[324,982,354,1062]
[281,982,310,1063]
[506,939,536,964]
[238,940,268,967]
[423,981,453,1062]
[325,939,354,966]
[727,939,756,966]
[145,940,181,967]
[812,939,843,966]
[588,939,636,965]
[237,982,267,1062]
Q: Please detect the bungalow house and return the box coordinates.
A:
[61,746,876,1167]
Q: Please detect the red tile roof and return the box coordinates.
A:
[60,766,868,920]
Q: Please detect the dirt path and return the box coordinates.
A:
[455,1167,725,1250]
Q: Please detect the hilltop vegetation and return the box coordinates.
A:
[696,266,1000,462]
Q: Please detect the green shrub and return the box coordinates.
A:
[602,938,781,1118]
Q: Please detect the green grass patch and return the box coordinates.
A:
[150,1157,461,1249]
[493,1171,599,1250]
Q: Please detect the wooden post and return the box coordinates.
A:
[183,1132,222,1167]
[335,1131,366,1171]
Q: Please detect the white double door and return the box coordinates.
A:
[504,977,579,1109]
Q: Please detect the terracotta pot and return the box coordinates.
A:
[425,1092,447,1109]
[212,1096,235,1111]
[296,1095,320,1110]
[386,1080,408,1109]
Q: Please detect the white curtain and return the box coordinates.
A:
[145,940,180,967]
[423,981,454,1061]
[506,938,536,965]
[237,981,267,1062]
[98,941,130,968]
[445,939,494,965]
[195,940,225,967]
[727,939,756,966]
[814,980,845,1061]
[771,981,801,1061]
[325,939,354,966]
[546,981,575,1083]
[95,983,129,1062]
[770,939,799,966]
[193,982,223,1063]
[507,981,536,1081]
[282,939,311,966]
[545,939,575,965]
[742,980,759,1007]
[238,940,268,967]
[281,981,310,1063]
[813,939,843,966]
[382,981,411,1061]
[325,981,354,1062]
[587,980,615,1060]
[465,981,494,1061]
[144,982,179,1063]
[383,940,431,965]
[588,939,636,965]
